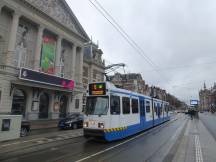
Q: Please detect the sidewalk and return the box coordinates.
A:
[172,116,216,162]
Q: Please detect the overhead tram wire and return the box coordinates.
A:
[93,0,157,68]
[88,0,169,82]
[89,0,164,77]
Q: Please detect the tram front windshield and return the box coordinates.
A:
[85,96,109,115]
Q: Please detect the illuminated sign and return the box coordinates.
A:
[89,83,106,95]
[190,100,198,106]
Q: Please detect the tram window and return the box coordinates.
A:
[146,101,150,113]
[132,99,138,113]
[86,96,109,115]
[122,97,130,114]
[110,95,120,115]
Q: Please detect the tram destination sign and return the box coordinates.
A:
[19,68,74,90]
[89,83,106,95]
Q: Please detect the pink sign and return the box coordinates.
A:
[61,80,74,90]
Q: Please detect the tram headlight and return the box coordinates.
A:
[98,122,104,129]
[83,122,88,128]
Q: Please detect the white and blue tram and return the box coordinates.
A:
[83,82,170,141]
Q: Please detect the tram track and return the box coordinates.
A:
[142,117,187,162]
[51,117,179,162]
[0,116,180,162]
[0,136,85,161]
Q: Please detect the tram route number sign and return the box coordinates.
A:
[89,83,106,95]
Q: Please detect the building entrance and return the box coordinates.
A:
[39,92,49,119]
[59,95,68,118]
[11,89,26,117]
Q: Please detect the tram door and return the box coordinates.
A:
[139,99,145,125]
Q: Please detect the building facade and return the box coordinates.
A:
[199,83,216,111]
[109,73,146,94]
[82,41,105,108]
[109,73,167,101]
[0,0,90,121]
[110,73,166,100]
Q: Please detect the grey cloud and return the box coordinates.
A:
[67,0,216,103]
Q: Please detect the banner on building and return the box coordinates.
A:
[41,36,56,74]
[19,68,75,90]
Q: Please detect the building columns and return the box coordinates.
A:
[79,47,84,84]
[72,44,77,80]
[55,35,62,76]
[6,12,20,65]
[34,25,44,70]
[0,4,4,12]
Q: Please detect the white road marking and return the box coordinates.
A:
[170,119,186,141]
[184,119,191,136]
[55,137,63,140]
[46,139,54,142]
[0,138,46,147]
[195,135,203,162]
[75,119,177,162]
[50,147,58,151]
[36,140,45,144]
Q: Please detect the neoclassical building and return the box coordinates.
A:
[0,0,91,122]
[82,41,105,109]
[109,73,167,100]
[199,83,216,111]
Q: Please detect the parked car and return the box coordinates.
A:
[20,120,31,137]
[58,113,83,130]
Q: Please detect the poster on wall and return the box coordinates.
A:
[40,36,56,74]
[53,102,60,112]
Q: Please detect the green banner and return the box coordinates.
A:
[40,36,56,74]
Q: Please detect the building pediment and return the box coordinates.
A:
[24,0,89,40]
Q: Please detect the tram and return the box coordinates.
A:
[83,82,171,141]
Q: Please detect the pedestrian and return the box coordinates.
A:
[189,110,193,120]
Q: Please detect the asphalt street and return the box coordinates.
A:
[1,113,216,162]
[199,112,216,140]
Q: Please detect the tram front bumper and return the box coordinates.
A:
[83,128,105,137]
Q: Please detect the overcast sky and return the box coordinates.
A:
[66,0,216,103]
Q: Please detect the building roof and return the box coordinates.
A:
[24,0,89,41]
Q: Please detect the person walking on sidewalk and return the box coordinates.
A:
[188,109,195,120]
